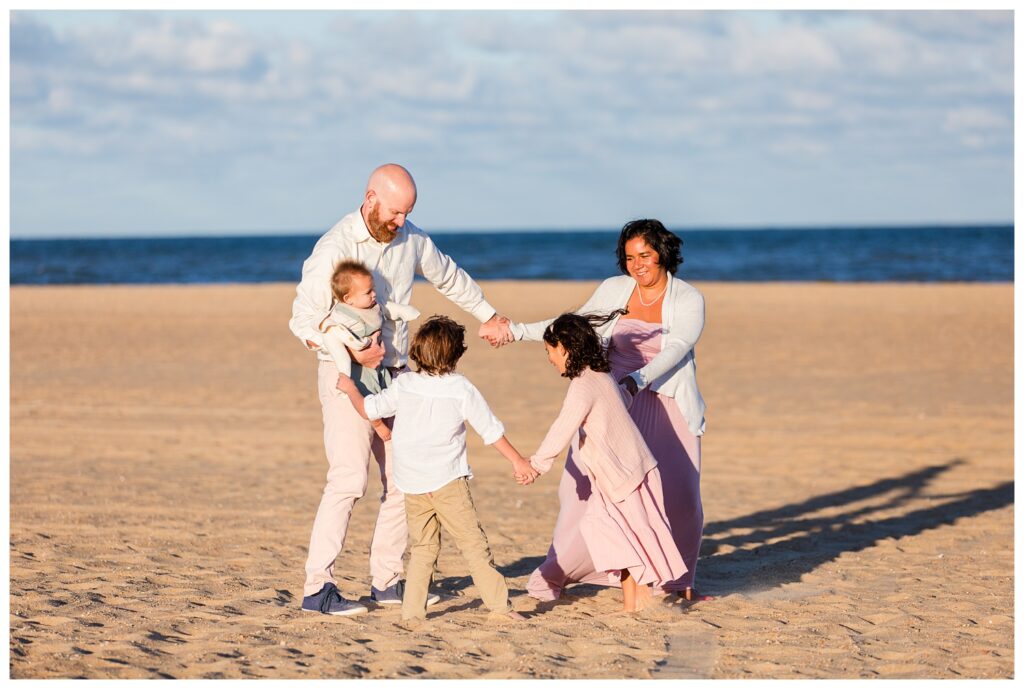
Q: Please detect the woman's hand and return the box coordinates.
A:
[618,375,639,397]
[479,314,514,348]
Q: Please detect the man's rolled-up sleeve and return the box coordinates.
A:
[415,232,496,323]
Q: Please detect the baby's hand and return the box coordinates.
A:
[372,419,392,442]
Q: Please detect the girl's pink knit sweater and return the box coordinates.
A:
[530,368,658,503]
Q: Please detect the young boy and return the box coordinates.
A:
[336,315,537,624]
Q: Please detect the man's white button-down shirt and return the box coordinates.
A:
[289,210,497,368]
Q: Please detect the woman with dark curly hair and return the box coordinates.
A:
[507,218,709,603]
[524,312,687,612]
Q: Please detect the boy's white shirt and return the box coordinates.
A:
[318,301,421,377]
[363,372,504,495]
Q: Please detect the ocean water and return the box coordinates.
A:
[9,225,1013,285]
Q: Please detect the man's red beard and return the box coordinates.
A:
[366,203,399,243]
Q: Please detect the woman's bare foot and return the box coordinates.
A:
[681,587,714,602]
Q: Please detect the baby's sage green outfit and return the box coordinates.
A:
[329,303,391,397]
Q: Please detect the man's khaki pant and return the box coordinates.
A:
[402,477,512,620]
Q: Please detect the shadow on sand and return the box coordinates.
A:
[697,459,1013,595]
[438,459,1012,603]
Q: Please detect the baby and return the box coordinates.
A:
[318,259,419,440]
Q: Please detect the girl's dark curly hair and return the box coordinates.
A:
[615,218,683,275]
[543,310,628,379]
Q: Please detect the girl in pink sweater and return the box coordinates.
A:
[527,312,688,613]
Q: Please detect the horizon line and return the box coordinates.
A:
[9,220,1014,242]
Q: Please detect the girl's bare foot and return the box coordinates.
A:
[621,571,638,612]
[635,583,654,611]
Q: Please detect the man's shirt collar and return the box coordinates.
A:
[351,208,373,244]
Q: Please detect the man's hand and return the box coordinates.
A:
[618,375,639,397]
[350,334,385,369]
[478,314,513,348]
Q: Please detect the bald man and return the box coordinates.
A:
[289,164,512,616]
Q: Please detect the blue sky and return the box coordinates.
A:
[9,10,1014,238]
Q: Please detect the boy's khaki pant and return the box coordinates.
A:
[402,477,512,620]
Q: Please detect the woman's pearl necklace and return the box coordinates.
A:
[637,280,668,307]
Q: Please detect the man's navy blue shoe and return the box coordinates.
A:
[301,582,368,616]
[370,580,441,606]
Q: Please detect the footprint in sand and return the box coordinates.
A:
[652,627,719,679]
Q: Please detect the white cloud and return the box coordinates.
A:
[13,126,103,155]
[768,136,830,158]
[46,86,74,112]
[8,9,1014,236]
[784,89,835,111]
[873,10,1011,42]
[944,106,1010,133]
[728,20,842,75]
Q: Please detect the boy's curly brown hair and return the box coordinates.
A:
[409,315,468,375]
[542,310,627,379]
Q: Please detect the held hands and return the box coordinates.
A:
[478,314,514,348]
[511,456,539,486]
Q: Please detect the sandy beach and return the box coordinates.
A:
[9,280,1013,679]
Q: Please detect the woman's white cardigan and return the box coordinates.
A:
[509,274,706,437]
